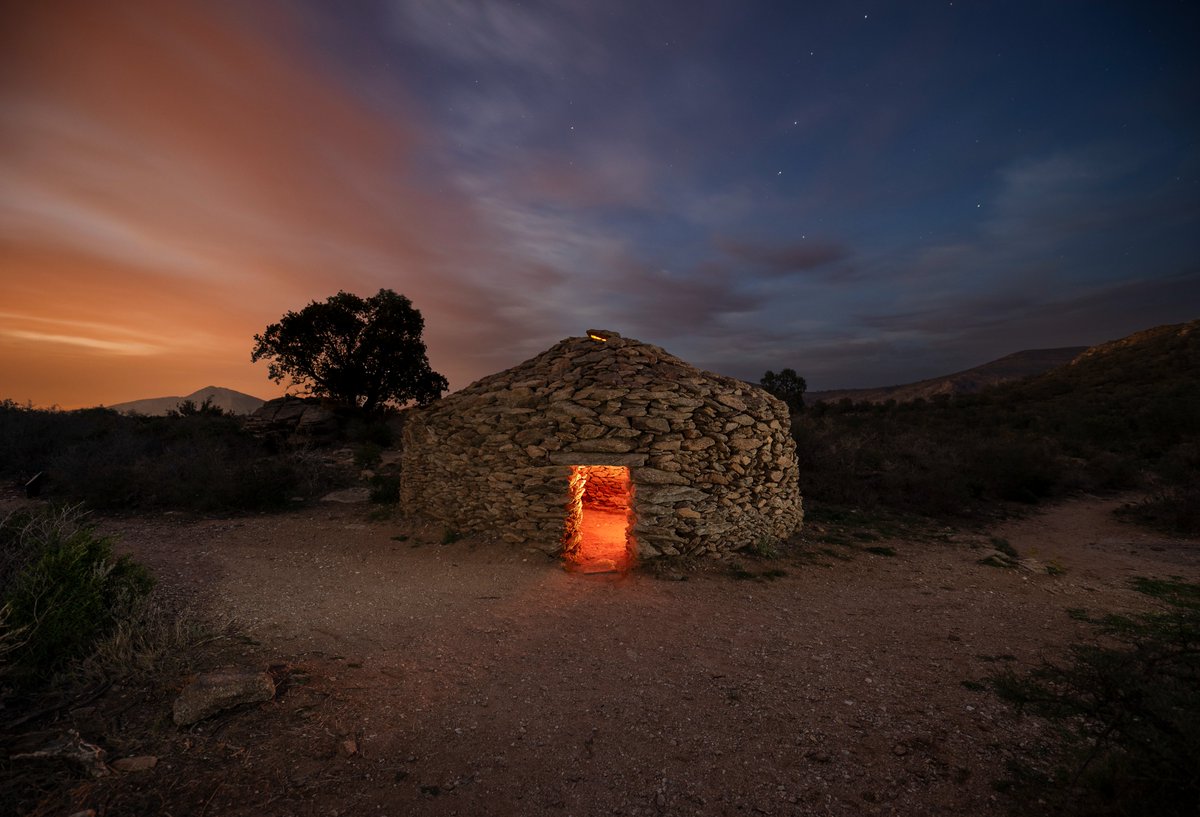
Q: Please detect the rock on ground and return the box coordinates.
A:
[173,669,276,726]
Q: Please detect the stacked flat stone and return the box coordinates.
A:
[399,329,803,560]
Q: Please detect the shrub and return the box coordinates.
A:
[0,402,326,513]
[990,578,1200,816]
[368,473,401,504]
[0,505,153,690]
[354,441,384,470]
[1116,479,1200,536]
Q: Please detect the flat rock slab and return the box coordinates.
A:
[111,755,158,772]
[173,669,276,726]
[320,487,370,504]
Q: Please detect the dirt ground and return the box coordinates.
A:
[12,494,1200,816]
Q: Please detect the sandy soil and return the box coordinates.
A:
[15,494,1200,816]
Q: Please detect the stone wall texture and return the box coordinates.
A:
[399,330,803,560]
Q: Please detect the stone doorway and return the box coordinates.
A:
[564,465,635,573]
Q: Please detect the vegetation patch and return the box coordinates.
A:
[0,401,341,513]
[989,577,1200,817]
[368,474,401,504]
[790,324,1199,527]
[989,537,1018,558]
[1,505,153,691]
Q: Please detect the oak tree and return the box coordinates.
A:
[252,289,447,413]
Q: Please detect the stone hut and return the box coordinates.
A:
[399,329,802,569]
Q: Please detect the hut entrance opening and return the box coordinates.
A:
[565,465,634,573]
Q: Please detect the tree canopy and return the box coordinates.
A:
[761,368,807,411]
[251,289,448,413]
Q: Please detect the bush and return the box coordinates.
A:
[1,505,153,690]
[1116,479,1200,536]
[990,578,1200,816]
[0,402,329,513]
[368,473,401,504]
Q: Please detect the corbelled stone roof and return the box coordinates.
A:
[399,330,802,561]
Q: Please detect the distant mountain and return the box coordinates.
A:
[1012,319,1200,401]
[107,386,266,416]
[809,347,1088,405]
[1066,320,1198,370]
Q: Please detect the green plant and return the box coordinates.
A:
[990,577,1200,816]
[78,591,219,685]
[749,535,780,559]
[1,506,154,690]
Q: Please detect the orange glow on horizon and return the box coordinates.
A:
[0,0,536,409]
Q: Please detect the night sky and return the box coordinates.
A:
[3,1,1198,408]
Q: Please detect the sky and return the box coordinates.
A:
[2,0,1198,408]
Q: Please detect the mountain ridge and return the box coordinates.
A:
[808,346,1088,405]
[106,386,266,416]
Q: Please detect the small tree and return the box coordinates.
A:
[761,368,807,411]
[168,397,226,417]
[251,289,448,413]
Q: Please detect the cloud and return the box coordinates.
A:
[0,0,574,405]
[850,269,1200,381]
[714,236,850,277]
[599,255,762,338]
[0,329,162,356]
[390,0,608,77]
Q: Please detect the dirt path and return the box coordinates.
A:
[71,495,1198,816]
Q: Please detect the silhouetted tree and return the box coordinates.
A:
[251,289,447,413]
[761,368,807,411]
[168,397,226,417]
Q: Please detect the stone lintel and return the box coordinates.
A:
[548,452,648,467]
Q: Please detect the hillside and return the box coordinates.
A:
[997,319,1200,431]
[795,319,1200,523]
[107,386,265,416]
[809,346,1087,405]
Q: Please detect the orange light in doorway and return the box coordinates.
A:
[565,465,633,573]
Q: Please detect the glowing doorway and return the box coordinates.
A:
[564,465,635,573]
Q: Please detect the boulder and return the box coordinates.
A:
[111,755,158,772]
[245,396,339,442]
[173,669,276,726]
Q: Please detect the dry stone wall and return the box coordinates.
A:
[399,330,803,559]
[582,465,630,512]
